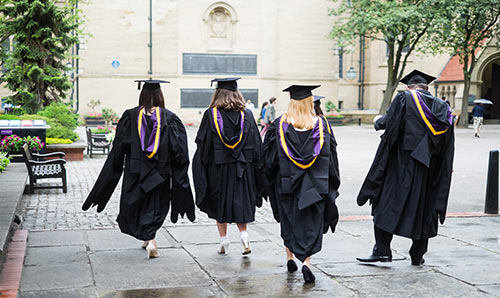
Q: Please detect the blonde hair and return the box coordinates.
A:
[285,96,315,129]
[209,88,246,111]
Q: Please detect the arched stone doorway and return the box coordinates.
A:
[476,51,500,120]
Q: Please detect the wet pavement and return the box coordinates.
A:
[9,124,500,297]
[15,216,500,297]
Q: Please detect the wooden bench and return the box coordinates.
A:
[21,143,67,194]
[343,117,362,125]
[86,127,111,158]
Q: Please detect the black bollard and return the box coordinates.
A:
[485,150,499,214]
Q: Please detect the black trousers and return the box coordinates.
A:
[372,225,428,261]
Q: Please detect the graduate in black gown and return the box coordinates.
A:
[356,70,455,265]
[82,79,195,258]
[263,85,340,283]
[192,78,264,255]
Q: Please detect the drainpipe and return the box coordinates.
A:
[148,0,152,77]
[357,36,365,110]
[75,0,80,113]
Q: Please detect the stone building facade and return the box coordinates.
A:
[4,0,498,121]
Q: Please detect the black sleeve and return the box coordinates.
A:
[168,115,195,223]
[357,93,406,207]
[82,110,129,212]
[434,125,455,224]
[248,111,266,207]
[262,120,281,222]
[192,110,212,209]
[323,130,341,233]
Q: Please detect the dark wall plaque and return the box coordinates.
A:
[183,53,257,75]
[181,88,258,108]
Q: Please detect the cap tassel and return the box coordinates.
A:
[137,82,141,90]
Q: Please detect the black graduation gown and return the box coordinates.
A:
[263,117,340,262]
[82,107,195,241]
[357,90,455,240]
[192,108,265,223]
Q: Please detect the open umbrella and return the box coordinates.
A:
[473,98,493,105]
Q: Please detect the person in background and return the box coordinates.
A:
[261,97,277,140]
[193,77,265,256]
[259,101,269,127]
[472,103,485,138]
[245,99,256,112]
[263,85,340,283]
[82,79,195,259]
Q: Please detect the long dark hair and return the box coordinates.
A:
[314,101,324,116]
[139,89,165,112]
[209,88,245,111]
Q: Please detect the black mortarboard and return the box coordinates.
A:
[313,95,325,103]
[283,85,321,100]
[211,77,241,91]
[400,69,436,85]
[135,79,170,92]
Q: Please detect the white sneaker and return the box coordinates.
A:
[218,239,230,254]
[241,235,251,255]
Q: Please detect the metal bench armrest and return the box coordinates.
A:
[29,159,67,165]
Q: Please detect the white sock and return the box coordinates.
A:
[240,231,248,239]
[220,236,227,243]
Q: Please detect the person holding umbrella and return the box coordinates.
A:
[472,99,492,138]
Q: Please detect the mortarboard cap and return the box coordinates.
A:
[313,95,325,103]
[400,69,436,85]
[211,77,241,91]
[135,79,170,92]
[283,85,321,100]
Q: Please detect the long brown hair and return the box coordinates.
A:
[285,96,315,130]
[139,89,165,112]
[209,88,246,111]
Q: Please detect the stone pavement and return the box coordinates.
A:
[15,216,500,297]
[9,124,500,297]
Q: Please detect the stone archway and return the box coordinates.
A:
[475,50,500,120]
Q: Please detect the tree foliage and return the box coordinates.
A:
[439,0,500,127]
[0,0,81,113]
[329,0,450,113]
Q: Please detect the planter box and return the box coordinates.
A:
[46,141,87,161]
[326,118,344,126]
[0,126,48,160]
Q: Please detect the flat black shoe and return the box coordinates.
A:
[301,265,315,283]
[411,258,425,266]
[287,260,298,273]
[356,254,392,263]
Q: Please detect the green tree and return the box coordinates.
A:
[0,0,81,113]
[440,0,500,127]
[329,0,450,114]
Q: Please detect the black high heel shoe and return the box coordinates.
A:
[287,260,298,273]
[301,265,315,283]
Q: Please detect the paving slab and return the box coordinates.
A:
[217,273,356,298]
[27,230,85,247]
[97,285,225,298]
[338,271,494,298]
[24,245,88,266]
[18,287,97,298]
[438,217,500,253]
[184,241,286,278]
[478,285,500,298]
[316,259,431,278]
[20,263,93,291]
[167,224,269,245]
[86,228,176,251]
[89,247,211,290]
